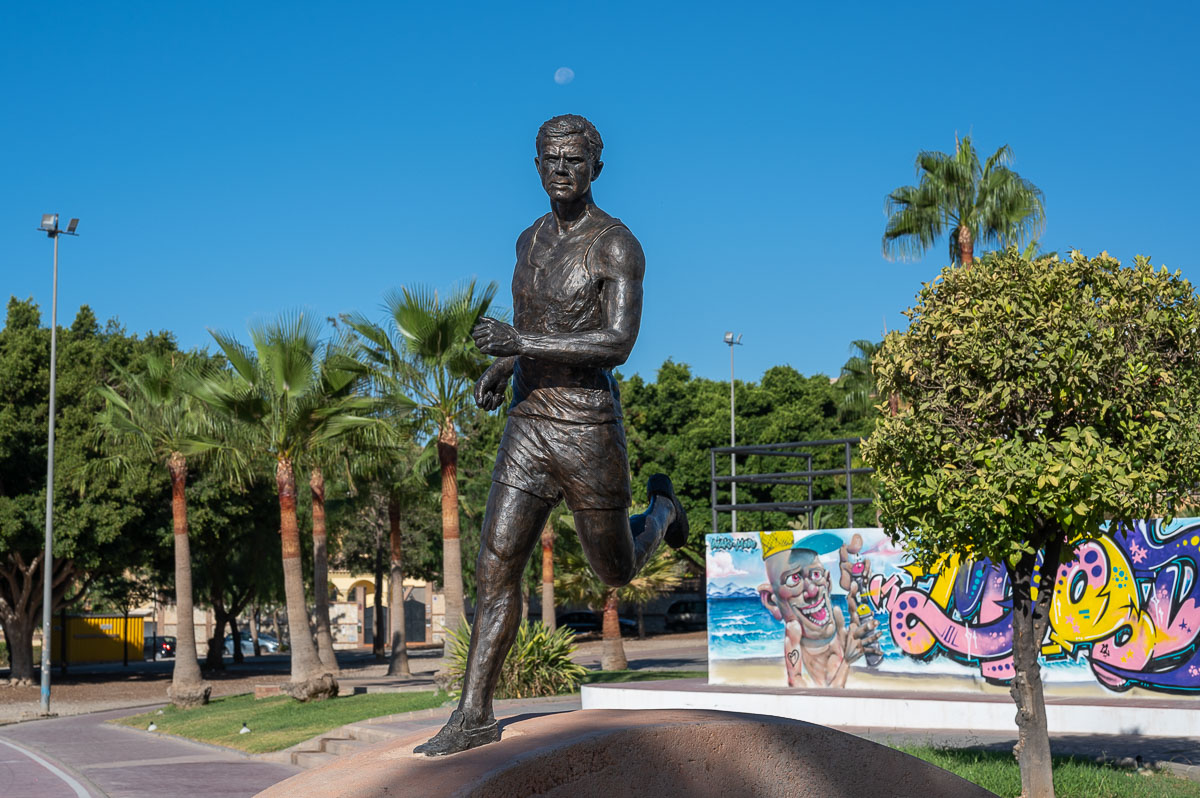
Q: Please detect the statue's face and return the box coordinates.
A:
[536,134,596,203]
[773,556,835,637]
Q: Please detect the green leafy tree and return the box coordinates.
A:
[0,299,172,683]
[198,313,375,700]
[348,280,496,628]
[93,352,218,706]
[883,135,1045,267]
[862,249,1200,798]
[185,471,282,668]
[621,360,863,535]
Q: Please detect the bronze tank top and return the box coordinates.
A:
[509,210,627,424]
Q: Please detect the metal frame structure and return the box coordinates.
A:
[710,437,873,533]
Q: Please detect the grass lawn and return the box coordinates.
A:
[897,746,1200,798]
[112,669,702,753]
[116,691,447,754]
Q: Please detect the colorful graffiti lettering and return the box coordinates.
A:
[1049,521,1200,693]
[866,520,1200,695]
[869,556,1016,682]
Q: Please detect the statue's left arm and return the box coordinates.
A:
[472,228,645,367]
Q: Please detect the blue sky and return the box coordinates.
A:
[3,1,1197,383]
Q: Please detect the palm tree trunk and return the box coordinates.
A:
[165,453,210,708]
[438,421,465,630]
[250,607,261,656]
[309,466,339,674]
[386,494,411,677]
[373,530,385,659]
[958,225,974,267]
[600,588,627,671]
[541,522,555,630]
[230,616,244,664]
[276,458,337,700]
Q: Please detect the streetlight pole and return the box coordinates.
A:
[724,332,743,532]
[37,214,78,716]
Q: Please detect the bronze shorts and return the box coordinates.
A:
[492,413,632,511]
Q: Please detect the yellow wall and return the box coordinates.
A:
[328,570,427,604]
[52,616,143,664]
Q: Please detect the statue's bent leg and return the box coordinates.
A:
[415,480,550,756]
[574,491,676,587]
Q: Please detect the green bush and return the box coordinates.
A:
[444,620,588,699]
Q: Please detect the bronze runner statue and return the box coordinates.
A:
[415,114,688,756]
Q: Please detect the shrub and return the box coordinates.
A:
[444,620,588,699]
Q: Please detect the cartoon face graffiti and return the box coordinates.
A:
[762,548,836,637]
[757,532,881,688]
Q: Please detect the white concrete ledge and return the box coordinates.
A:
[581,680,1200,737]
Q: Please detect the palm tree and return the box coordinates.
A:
[348,280,496,629]
[556,542,684,671]
[883,135,1045,267]
[197,313,375,701]
[837,339,882,423]
[93,353,214,708]
[341,423,432,677]
[307,462,338,673]
[304,340,375,674]
[540,520,556,631]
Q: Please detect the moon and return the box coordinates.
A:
[554,67,575,85]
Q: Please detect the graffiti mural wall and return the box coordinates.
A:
[706,519,1200,697]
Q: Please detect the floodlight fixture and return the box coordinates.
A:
[40,214,58,233]
[66,218,78,234]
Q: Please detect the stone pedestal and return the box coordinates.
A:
[255,709,994,798]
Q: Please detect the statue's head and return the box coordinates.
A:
[535,114,604,203]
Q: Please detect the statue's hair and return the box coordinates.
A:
[536,114,603,166]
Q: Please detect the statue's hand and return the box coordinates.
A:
[474,358,513,411]
[472,317,522,357]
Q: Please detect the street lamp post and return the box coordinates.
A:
[37,213,78,716]
[724,332,743,532]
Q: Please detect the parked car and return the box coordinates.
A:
[223,633,280,655]
[665,600,707,632]
[143,635,175,660]
[556,611,637,636]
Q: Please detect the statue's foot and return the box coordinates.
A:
[413,710,499,756]
[648,473,690,548]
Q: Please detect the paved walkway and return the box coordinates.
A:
[0,707,299,798]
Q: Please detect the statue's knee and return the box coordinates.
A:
[595,560,635,588]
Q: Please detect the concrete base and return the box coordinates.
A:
[582,678,1200,737]
[255,709,993,798]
